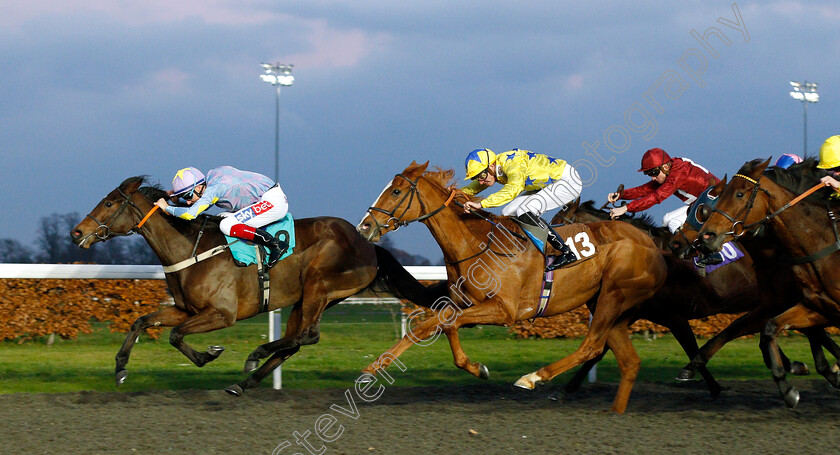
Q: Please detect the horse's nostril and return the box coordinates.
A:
[71,230,80,239]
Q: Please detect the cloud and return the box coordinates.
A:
[282,19,391,69]
[0,0,278,29]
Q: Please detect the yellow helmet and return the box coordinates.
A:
[464,148,496,179]
[818,135,840,169]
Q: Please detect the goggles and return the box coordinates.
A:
[471,169,489,181]
[643,167,662,177]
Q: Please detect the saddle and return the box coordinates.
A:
[226,213,296,267]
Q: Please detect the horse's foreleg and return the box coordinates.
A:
[169,306,235,367]
[560,350,606,398]
[799,327,839,388]
[115,306,191,385]
[442,326,489,379]
[760,303,827,408]
[603,323,640,413]
[662,316,721,397]
[362,313,443,376]
[679,308,779,381]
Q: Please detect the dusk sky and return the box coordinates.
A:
[2,1,837,262]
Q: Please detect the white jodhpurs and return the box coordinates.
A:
[501,165,583,217]
[663,205,690,234]
[219,185,289,235]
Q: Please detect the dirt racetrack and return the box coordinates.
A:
[4,380,840,455]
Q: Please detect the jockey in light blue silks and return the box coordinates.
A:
[154,166,289,267]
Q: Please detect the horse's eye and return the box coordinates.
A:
[105,201,113,208]
[392,189,401,196]
[736,192,744,198]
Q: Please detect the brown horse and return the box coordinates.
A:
[356,162,668,413]
[70,176,444,395]
[556,200,815,396]
[697,158,840,407]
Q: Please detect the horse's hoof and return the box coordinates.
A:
[548,389,568,402]
[478,364,490,380]
[676,368,695,381]
[514,372,540,390]
[115,369,128,386]
[244,360,259,374]
[225,384,244,397]
[783,387,800,408]
[207,345,225,358]
[789,361,809,376]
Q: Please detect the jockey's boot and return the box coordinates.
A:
[230,224,287,268]
[253,228,287,268]
[516,212,577,271]
[693,251,724,268]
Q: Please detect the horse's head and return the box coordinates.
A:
[357,161,432,242]
[697,158,772,254]
[71,176,151,248]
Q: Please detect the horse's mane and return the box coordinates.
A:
[120,176,221,232]
[423,167,523,233]
[743,157,837,205]
[576,200,661,230]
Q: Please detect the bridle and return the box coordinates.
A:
[80,186,149,243]
[365,173,457,235]
[705,173,825,239]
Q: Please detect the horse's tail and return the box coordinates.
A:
[367,245,448,309]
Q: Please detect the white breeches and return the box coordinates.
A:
[663,205,690,234]
[502,165,583,217]
[219,185,289,235]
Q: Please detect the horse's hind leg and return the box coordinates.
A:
[115,306,191,385]
[168,306,236,367]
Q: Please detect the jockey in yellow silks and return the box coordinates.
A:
[461,148,582,271]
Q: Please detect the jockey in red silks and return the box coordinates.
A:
[608,148,719,234]
[154,166,289,267]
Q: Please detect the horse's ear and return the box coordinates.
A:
[710,175,727,196]
[755,158,772,175]
[119,176,144,193]
[405,160,430,176]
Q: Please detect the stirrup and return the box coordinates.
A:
[546,251,576,271]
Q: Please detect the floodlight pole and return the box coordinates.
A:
[260,63,294,182]
[260,62,293,390]
[789,80,819,155]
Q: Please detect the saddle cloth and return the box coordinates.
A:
[225,213,296,266]
[549,223,599,265]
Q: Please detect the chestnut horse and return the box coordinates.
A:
[357,162,667,413]
[697,158,840,407]
[554,200,815,398]
[70,176,444,395]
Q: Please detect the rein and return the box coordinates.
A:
[82,186,231,273]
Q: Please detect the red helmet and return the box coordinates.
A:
[638,148,672,172]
